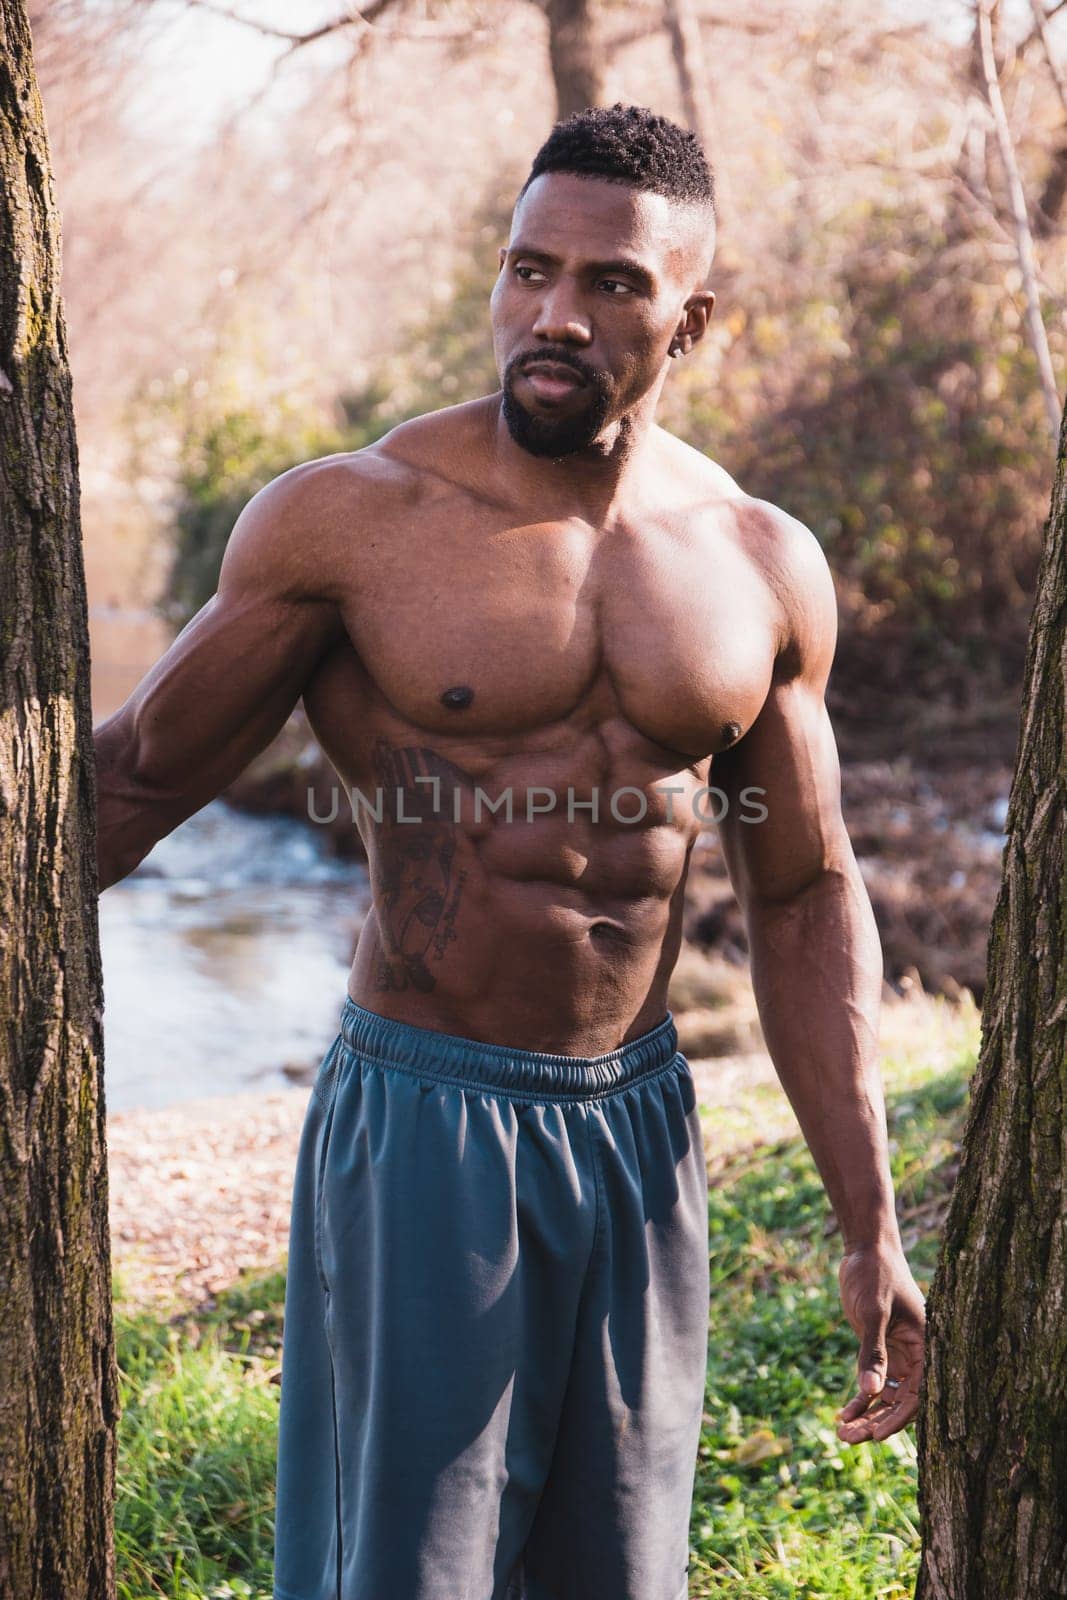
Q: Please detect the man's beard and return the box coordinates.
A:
[501,348,614,458]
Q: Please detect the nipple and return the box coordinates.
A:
[721,720,743,746]
[440,685,475,710]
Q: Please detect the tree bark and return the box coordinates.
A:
[542,0,604,120]
[915,405,1067,1593]
[0,4,118,1599]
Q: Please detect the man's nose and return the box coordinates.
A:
[531,282,592,345]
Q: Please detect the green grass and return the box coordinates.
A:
[114,1274,286,1600]
[689,1064,969,1598]
[113,1059,972,1599]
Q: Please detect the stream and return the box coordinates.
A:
[100,801,370,1111]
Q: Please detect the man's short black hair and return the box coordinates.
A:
[519,103,715,214]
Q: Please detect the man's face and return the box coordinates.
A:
[490,171,712,458]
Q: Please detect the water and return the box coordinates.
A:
[100,801,370,1111]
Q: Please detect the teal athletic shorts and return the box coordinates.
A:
[273,997,710,1600]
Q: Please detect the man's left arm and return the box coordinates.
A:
[714,512,925,1445]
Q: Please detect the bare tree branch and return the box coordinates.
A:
[179,0,396,45]
[977,0,1061,440]
[1020,0,1067,53]
[1028,0,1067,115]
[175,0,482,47]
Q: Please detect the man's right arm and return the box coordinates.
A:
[94,460,350,890]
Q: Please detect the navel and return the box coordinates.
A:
[440,685,475,710]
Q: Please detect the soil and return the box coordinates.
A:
[106,1059,773,1317]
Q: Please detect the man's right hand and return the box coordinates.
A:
[94,459,350,889]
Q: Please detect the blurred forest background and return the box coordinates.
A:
[38,0,1067,1006]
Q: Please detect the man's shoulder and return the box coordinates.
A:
[729,493,832,595]
[224,400,500,599]
[728,493,837,680]
[217,445,426,603]
[660,444,836,678]
[654,429,833,604]
[652,426,745,507]
[262,397,494,518]
[370,397,498,498]
[259,439,434,522]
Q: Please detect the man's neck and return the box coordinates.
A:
[487,389,663,526]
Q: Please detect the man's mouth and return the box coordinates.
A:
[518,361,587,402]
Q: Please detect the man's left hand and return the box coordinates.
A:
[835,1243,926,1445]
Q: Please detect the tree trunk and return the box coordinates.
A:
[663,0,727,231]
[664,0,713,152]
[0,5,118,1599]
[915,406,1067,1595]
[542,0,604,120]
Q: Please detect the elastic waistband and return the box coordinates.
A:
[337,998,680,1102]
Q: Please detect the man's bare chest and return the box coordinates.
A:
[315,506,779,764]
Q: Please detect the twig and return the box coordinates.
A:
[176,0,482,47]
[1022,0,1067,50]
[977,0,1062,440]
[1028,0,1067,117]
[178,0,395,44]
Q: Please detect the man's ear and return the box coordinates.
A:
[498,246,507,272]
[669,289,716,357]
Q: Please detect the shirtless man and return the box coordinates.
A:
[95,106,926,1600]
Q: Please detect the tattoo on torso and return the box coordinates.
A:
[371,739,473,993]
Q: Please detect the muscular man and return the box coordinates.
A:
[95,106,925,1600]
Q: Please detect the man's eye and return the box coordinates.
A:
[599,279,634,295]
[514,265,546,283]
